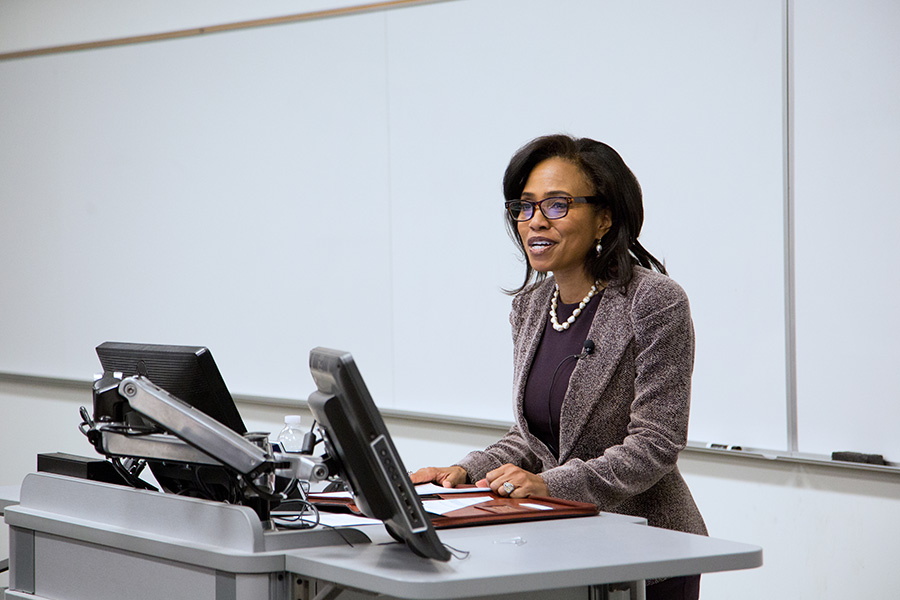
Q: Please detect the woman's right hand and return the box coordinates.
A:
[409,465,467,488]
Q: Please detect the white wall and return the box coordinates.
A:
[3,379,900,598]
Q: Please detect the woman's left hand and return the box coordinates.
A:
[477,464,549,498]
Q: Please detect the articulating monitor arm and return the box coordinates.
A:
[117,375,269,476]
[86,375,331,484]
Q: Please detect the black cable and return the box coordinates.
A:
[193,465,226,502]
[546,354,578,456]
[271,500,320,530]
[442,543,471,560]
[111,457,158,491]
[93,423,159,436]
[280,477,299,499]
[301,420,319,454]
[123,457,148,479]
[242,472,286,504]
[273,513,360,548]
[546,340,595,456]
[78,406,94,436]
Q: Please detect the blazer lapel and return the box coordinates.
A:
[556,285,635,462]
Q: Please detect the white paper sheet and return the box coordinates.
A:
[414,483,493,496]
[421,496,494,516]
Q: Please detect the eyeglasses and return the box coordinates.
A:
[505,196,600,222]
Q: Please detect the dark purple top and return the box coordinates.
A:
[522,287,604,457]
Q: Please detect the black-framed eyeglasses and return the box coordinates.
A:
[504,196,600,222]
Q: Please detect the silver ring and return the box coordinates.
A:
[502,481,515,495]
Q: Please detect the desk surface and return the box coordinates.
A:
[6,475,762,600]
[285,515,762,599]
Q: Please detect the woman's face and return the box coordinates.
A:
[516,157,611,282]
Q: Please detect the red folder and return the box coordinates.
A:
[307,489,598,529]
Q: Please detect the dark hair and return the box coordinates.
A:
[502,134,666,294]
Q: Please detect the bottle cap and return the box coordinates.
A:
[284,415,303,425]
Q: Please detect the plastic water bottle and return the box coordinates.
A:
[277,415,304,453]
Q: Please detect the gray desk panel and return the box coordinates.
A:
[4,474,367,575]
[285,517,763,600]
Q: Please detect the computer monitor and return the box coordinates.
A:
[95,342,247,501]
[307,347,450,561]
[95,342,246,434]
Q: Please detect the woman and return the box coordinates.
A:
[411,134,706,600]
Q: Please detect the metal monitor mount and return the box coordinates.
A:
[82,374,331,524]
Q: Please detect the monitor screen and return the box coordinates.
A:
[307,347,450,561]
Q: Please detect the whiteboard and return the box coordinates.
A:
[793,0,900,461]
[0,0,788,448]
[0,0,397,54]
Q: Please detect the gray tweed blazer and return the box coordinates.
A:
[456,266,707,535]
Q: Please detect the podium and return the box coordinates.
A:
[4,473,762,600]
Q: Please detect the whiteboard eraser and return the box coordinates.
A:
[831,451,886,465]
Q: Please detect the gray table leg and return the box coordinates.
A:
[590,581,646,600]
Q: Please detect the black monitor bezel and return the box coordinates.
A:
[96,341,246,435]
[307,347,450,561]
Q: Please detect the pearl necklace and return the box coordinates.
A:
[549,281,600,332]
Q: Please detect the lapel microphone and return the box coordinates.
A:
[547,339,596,456]
[578,339,595,359]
